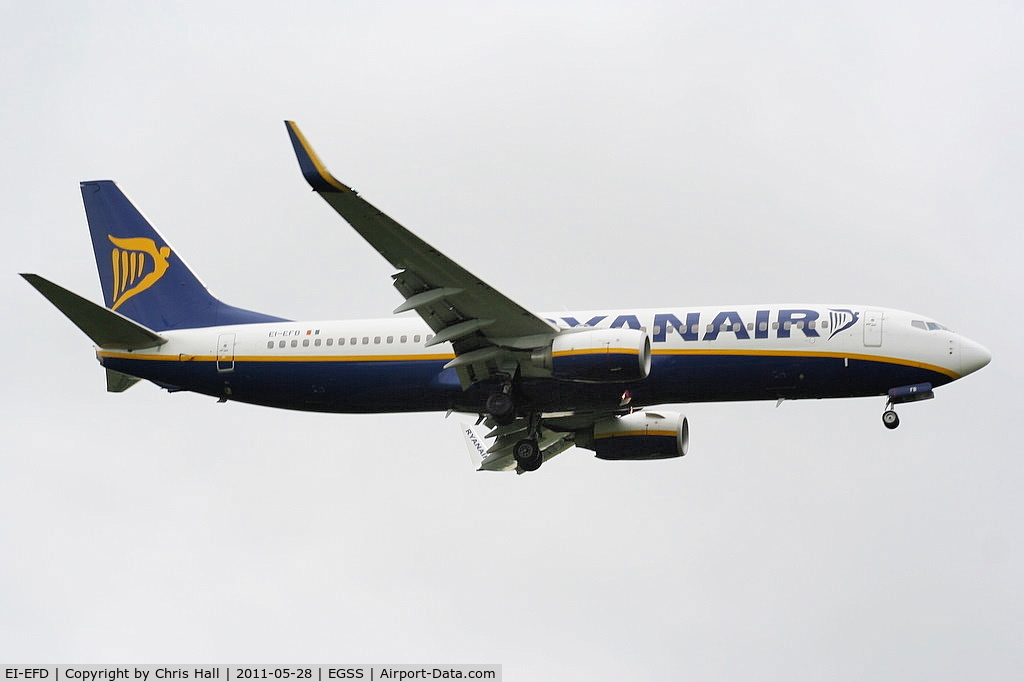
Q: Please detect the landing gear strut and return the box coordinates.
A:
[513,412,544,471]
[485,376,544,471]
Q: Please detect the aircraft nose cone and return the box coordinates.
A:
[960,338,992,376]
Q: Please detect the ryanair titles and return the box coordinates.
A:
[553,308,860,343]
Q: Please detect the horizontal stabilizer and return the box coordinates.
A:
[21,273,166,350]
[106,368,141,392]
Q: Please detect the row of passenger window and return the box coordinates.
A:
[266,319,831,350]
[267,333,436,350]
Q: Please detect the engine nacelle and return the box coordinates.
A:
[586,410,688,460]
[533,328,651,382]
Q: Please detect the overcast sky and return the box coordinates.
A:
[2,2,1021,680]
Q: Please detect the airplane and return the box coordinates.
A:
[21,121,992,473]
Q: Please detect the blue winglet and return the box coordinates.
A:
[285,121,351,194]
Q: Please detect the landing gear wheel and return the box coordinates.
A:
[514,439,543,472]
[882,410,900,430]
[486,392,515,426]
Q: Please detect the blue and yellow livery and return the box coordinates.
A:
[21,123,991,473]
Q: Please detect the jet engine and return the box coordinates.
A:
[579,410,689,460]
[531,328,651,382]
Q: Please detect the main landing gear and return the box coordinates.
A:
[485,391,515,426]
[513,437,543,472]
[485,386,543,472]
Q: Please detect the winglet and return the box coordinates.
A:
[284,121,351,193]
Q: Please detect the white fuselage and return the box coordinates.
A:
[95,304,990,414]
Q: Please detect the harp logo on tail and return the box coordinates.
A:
[108,235,172,310]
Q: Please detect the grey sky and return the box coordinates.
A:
[2,2,1021,680]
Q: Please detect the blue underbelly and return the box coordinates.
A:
[102,353,954,414]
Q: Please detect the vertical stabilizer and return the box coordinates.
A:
[81,180,286,331]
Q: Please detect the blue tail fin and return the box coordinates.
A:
[81,180,287,331]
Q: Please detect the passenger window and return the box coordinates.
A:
[374,336,381,344]
[291,340,298,347]
[414,334,421,343]
[314,338,321,347]
[326,338,333,346]
[302,339,310,347]
[400,335,408,343]
[426,334,434,343]
[386,336,394,344]
[352,337,358,345]
[758,322,768,332]
[279,340,286,348]
[362,337,369,345]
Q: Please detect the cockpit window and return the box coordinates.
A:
[912,319,952,332]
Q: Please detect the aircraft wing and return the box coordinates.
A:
[285,121,557,388]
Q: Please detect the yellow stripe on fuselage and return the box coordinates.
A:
[96,350,456,363]
[95,347,958,379]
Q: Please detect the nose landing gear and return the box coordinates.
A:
[881,382,935,430]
